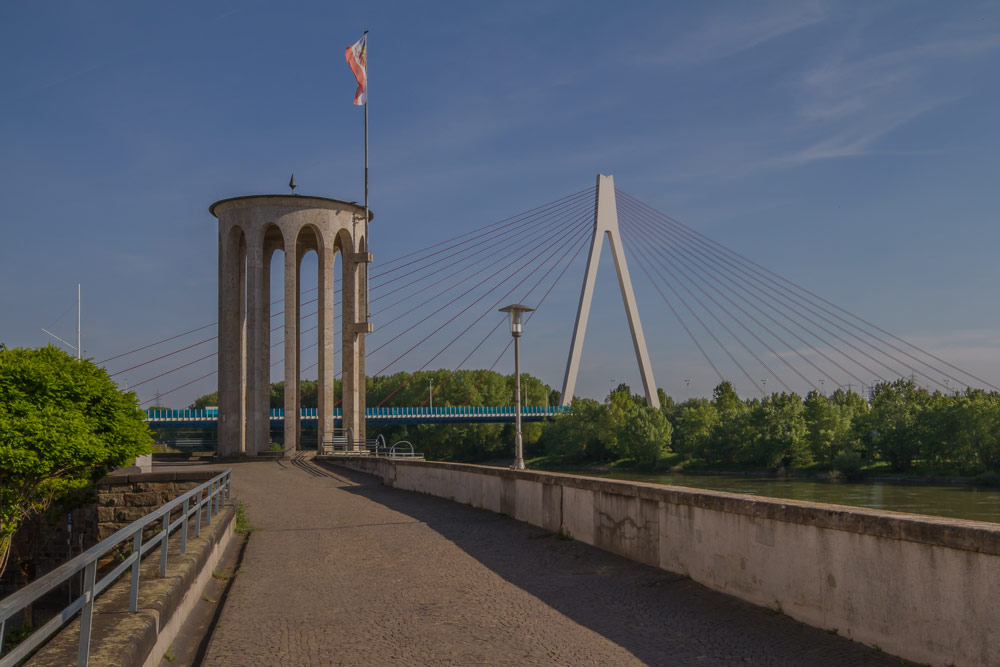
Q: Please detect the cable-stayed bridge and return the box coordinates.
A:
[96,174,997,438]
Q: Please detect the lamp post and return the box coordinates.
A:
[499,304,534,471]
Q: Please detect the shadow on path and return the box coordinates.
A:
[321,463,912,666]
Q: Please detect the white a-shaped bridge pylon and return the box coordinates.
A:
[561,174,660,409]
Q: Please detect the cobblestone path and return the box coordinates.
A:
[201,457,910,666]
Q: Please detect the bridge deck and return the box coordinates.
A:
[145,405,568,428]
[191,458,909,666]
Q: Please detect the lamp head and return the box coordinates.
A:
[499,303,535,337]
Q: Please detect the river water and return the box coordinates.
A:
[578,470,1000,524]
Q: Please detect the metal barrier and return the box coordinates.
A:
[320,427,354,455]
[365,434,387,455]
[388,441,422,459]
[0,469,232,667]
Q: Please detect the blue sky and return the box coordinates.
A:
[2,1,999,407]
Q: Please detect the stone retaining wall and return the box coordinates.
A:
[1,471,218,602]
[333,458,1000,667]
[95,470,219,542]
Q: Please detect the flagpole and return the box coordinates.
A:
[363,31,370,323]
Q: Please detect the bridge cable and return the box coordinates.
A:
[363,213,590,366]
[375,186,595,271]
[621,201,891,387]
[459,230,605,406]
[370,191,592,289]
[619,199,871,388]
[617,191,977,391]
[624,192,996,391]
[308,212,593,406]
[370,197,595,310]
[416,226,594,407]
[621,203,897,391]
[621,203,852,391]
[618,191,972,392]
[370,215,593,406]
[367,203,592,340]
[620,226,765,395]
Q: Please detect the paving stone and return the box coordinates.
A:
[195,457,913,666]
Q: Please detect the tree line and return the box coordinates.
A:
[543,379,1000,478]
[187,372,1000,476]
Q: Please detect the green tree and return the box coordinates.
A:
[0,345,152,580]
[739,392,809,469]
[915,391,961,470]
[949,390,1000,472]
[670,398,719,459]
[189,391,218,410]
[539,397,609,461]
[803,389,863,465]
[704,382,750,464]
[619,405,672,463]
[869,379,930,471]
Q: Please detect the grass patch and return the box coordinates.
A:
[201,595,217,603]
[163,646,176,661]
[234,500,252,535]
[212,567,240,581]
[556,524,573,541]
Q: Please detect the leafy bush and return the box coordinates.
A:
[0,345,152,579]
[832,450,864,480]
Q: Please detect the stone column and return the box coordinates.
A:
[245,229,267,454]
[357,236,369,445]
[218,226,246,456]
[283,241,299,452]
[317,242,335,450]
[262,243,277,449]
[342,252,362,449]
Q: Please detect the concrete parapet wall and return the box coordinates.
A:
[333,458,1000,667]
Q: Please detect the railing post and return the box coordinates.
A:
[206,483,212,525]
[195,488,203,537]
[130,528,142,612]
[159,513,170,577]
[180,498,189,554]
[77,560,97,666]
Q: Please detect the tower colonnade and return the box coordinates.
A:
[210,195,372,456]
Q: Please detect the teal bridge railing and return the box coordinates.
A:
[145,405,570,428]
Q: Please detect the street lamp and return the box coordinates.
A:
[499,303,534,471]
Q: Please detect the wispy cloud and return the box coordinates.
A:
[651,1,829,66]
[785,23,1000,163]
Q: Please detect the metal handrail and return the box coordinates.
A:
[321,426,355,454]
[0,469,232,667]
[388,441,422,458]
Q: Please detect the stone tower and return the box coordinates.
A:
[210,194,372,456]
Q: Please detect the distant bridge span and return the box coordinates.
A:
[145,406,569,428]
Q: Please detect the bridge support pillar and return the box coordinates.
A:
[211,194,372,457]
[561,174,660,408]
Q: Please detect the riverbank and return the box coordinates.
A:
[527,454,1000,488]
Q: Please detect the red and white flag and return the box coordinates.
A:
[345,32,367,105]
